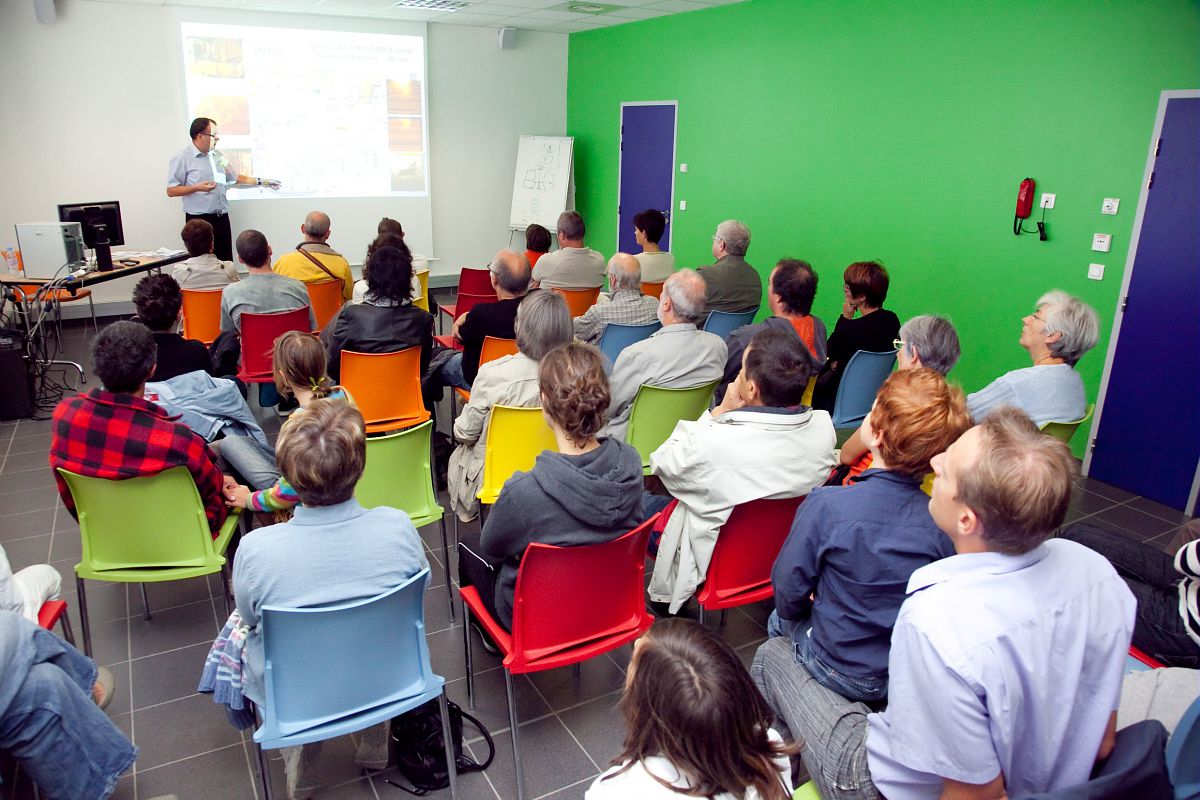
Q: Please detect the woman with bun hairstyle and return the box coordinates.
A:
[457,340,645,633]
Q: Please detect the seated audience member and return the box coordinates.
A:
[50,321,228,534]
[531,210,606,289]
[0,544,60,624]
[648,329,834,614]
[574,253,659,346]
[1061,521,1199,668]
[133,273,212,381]
[967,290,1097,426]
[754,408,1136,800]
[378,216,405,238]
[524,222,552,269]
[172,218,239,290]
[219,230,315,334]
[439,249,532,390]
[838,314,961,472]
[321,244,433,383]
[632,208,675,285]
[606,269,727,441]
[0,611,133,800]
[447,290,573,522]
[232,401,427,795]
[351,231,420,305]
[811,260,901,413]
[587,618,794,800]
[697,219,761,315]
[769,369,971,703]
[220,331,352,515]
[717,258,826,403]
[458,341,643,635]
[272,211,354,301]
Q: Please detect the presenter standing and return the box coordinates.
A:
[166,117,278,262]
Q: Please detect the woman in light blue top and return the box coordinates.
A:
[967,290,1098,426]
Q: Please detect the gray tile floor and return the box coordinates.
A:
[0,317,1191,800]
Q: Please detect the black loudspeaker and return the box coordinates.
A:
[0,330,34,420]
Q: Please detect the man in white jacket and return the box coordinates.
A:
[649,328,835,613]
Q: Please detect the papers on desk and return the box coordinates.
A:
[111,249,186,259]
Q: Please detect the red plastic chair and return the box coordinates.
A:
[236,307,313,384]
[459,514,658,800]
[38,599,75,645]
[438,268,496,331]
[694,496,805,626]
[1129,645,1166,669]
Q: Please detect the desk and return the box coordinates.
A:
[0,252,189,294]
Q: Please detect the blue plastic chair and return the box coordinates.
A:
[1167,693,1200,799]
[251,569,457,800]
[599,321,661,364]
[830,349,898,428]
[702,308,757,339]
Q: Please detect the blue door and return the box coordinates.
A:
[1088,95,1200,512]
[618,103,676,255]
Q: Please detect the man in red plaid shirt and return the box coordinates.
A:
[50,321,228,534]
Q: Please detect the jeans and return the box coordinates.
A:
[0,625,137,799]
[641,492,673,554]
[438,352,471,391]
[213,434,280,491]
[767,611,888,703]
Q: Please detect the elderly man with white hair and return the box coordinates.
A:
[605,269,727,441]
[967,290,1099,426]
[697,219,762,315]
[272,210,354,301]
[574,253,659,346]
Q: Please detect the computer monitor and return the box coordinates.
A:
[57,201,123,271]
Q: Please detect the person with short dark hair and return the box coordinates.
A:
[219,230,314,334]
[49,321,228,534]
[377,217,404,238]
[697,219,761,314]
[632,209,675,285]
[273,211,354,301]
[648,329,835,613]
[133,273,212,381]
[530,211,606,290]
[172,219,239,289]
[524,223,551,268]
[811,260,901,413]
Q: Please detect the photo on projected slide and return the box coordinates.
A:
[181,22,429,199]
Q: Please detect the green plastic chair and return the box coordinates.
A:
[58,466,242,658]
[627,381,718,473]
[356,420,453,616]
[794,781,823,799]
[1040,402,1094,444]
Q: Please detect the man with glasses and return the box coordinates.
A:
[167,117,278,261]
[439,249,532,390]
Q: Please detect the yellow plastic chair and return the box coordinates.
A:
[801,375,817,407]
[552,286,601,318]
[57,466,242,657]
[1040,403,1094,445]
[181,288,224,345]
[627,381,719,473]
[476,406,558,506]
[305,279,345,333]
[413,269,430,312]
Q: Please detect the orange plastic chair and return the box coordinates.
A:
[640,281,665,299]
[181,288,224,345]
[438,268,495,331]
[552,287,601,318]
[459,514,658,800]
[340,347,431,434]
[236,307,313,384]
[694,495,805,625]
[13,283,97,331]
[453,336,519,407]
[305,279,345,334]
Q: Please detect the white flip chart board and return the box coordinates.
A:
[509,135,574,231]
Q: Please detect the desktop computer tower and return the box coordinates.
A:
[0,329,34,420]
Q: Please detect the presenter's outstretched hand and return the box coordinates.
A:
[196,181,218,193]
[264,179,282,190]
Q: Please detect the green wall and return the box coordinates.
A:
[568,0,1200,454]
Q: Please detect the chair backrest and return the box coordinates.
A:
[552,286,601,317]
[458,266,494,296]
[356,421,440,525]
[831,349,898,428]
[181,288,224,346]
[699,496,805,607]
[58,466,224,572]
[479,336,519,366]
[508,517,656,669]
[478,405,558,504]
[1167,693,1200,798]
[1040,403,1094,444]
[257,570,435,739]
[305,279,345,333]
[598,322,661,364]
[454,292,497,320]
[702,308,757,339]
[413,269,430,312]
[239,307,313,380]
[627,381,719,467]
[340,347,426,430]
[640,281,664,299]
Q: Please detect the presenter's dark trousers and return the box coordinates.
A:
[185,211,232,262]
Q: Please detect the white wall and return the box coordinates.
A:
[0,0,566,311]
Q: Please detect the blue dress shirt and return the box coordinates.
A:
[167,143,238,215]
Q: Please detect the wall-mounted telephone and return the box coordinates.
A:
[1013,177,1048,239]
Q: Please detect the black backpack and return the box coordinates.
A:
[385,698,494,795]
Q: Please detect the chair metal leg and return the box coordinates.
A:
[75,575,92,658]
[220,565,232,617]
[462,603,475,710]
[572,663,581,677]
[440,514,454,619]
[438,692,459,799]
[140,584,151,620]
[720,608,728,626]
[255,741,273,800]
[504,669,526,800]
[59,609,76,646]
[698,605,706,627]
[86,293,97,331]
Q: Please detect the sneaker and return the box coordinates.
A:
[470,619,501,656]
[93,665,116,711]
[353,723,390,771]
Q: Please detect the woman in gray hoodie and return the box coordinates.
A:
[458,341,645,634]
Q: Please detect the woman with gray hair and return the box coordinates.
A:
[446,290,574,522]
[967,290,1098,426]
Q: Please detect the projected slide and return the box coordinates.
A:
[181,23,427,197]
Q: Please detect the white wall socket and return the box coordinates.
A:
[679,200,686,210]
[1040,193,1056,209]
[1092,233,1112,252]
[1101,198,1120,215]
[1088,263,1105,281]
[679,163,688,173]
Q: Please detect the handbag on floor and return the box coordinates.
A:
[386,697,494,794]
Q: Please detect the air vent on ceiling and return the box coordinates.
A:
[551,2,624,14]
[390,0,470,10]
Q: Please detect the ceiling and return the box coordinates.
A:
[90,0,749,33]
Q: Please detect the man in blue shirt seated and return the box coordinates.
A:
[753,407,1136,800]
